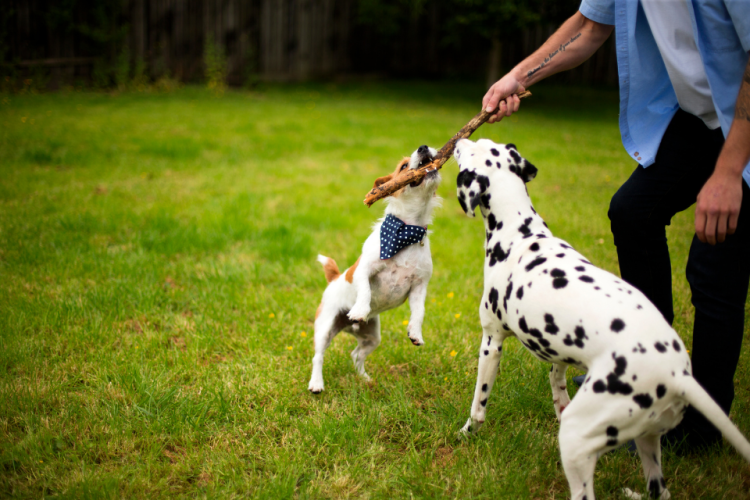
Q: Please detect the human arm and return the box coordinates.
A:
[694,54,750,245]
[483,11,614,123]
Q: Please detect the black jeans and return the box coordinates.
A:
[608,109,750,444]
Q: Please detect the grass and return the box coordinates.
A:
[0,82,749,499]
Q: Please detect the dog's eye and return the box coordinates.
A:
[400,164,408,171]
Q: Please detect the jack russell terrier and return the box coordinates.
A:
[308,145,441,394]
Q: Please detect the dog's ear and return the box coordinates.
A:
[506,144,537,183]
[373,174,394,189]
[520,159,538,183]
[456,169,485,218]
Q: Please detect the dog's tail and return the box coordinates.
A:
[317,255,341,283]
[675,376,750,461]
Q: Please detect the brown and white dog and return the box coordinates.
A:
[308,145,441,393]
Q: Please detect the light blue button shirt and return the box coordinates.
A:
[579,0,750,186]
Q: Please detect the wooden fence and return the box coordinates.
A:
[2,0,616,87]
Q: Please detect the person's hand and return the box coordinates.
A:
[483,74,525,124]
[695,169,743,245]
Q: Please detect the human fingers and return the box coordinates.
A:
[704,212,718,245]
[716,212,729,244]
[694,207,708,243]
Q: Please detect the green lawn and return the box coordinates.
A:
[1,83,748,499]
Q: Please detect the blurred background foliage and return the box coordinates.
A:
[1,0,610,93]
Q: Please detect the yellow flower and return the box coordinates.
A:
[268,313,275,318]
[402,320,409,326]
[135,346,139,349]
[450,350,457,357]
[455,313,461,319]
[286,346,293,351]
[444,377,448,381]
[301,331,307,338]
[431,298,436,303]
[447,292,454,298]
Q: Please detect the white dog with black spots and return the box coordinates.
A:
[454,137,750,500]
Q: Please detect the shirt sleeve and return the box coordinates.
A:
[579,0,616,26]
[725,0,750,53]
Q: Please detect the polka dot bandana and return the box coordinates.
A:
[380,214,427,260]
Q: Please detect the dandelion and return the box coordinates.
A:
[444,377,448,381]
[402,320,409,326]
[287,346,293,351]
[301,331,307,338]
[268,313,275,318]
[447,292,454,298]
[431,298,436,303]
[135,345,139,349]
[450,350,457,357]
[455,313,461,319]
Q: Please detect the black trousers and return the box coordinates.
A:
[608,109,750,444]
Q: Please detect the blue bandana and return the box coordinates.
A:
[380,214,427,260]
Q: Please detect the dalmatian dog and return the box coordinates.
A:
[455,138,750,499]
[308,145,441,394]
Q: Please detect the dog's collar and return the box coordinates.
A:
[380,214,427,260]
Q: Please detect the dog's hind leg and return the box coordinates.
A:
[549,363,570,421]
[309,309,348,394]
[406,279,428,346]
[623,434,670,500]
[558,396,601,500]
[461,322,506,435]
[350,315,381,381]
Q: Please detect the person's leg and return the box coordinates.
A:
[675,180,750,447]
[608,109,725,324]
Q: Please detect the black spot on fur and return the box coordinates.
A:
[606,426,619,446]
[553,277,569,289]
[489,242,508,266]
[656,384,667,399]
[509,149,522,164]
[550,268,566,278]
[488,213,498,230]
[544,314,559,334]
[485,159,492,166]
[648,479,661,498]
[525,256,547,272]
[518,317,529,333]
[574,266,585,272]
[457,196,468,213]
[672,340,681,352]
[579,275,594,283]
[654,342,667,353]
[484,350,489,356]
[633,393,654,409]
[503,282,513,311]
[480,193,492,209]
[505,143,517,151]
[516,286,524,300]
[593,355,633,395]
[611,319,625,333]
[490,148,500,156]
[457,169,476,188]
[488,288,499,313]
[480,398,487,407]
[482,383,488,392]
[530,242,539,251]
[593,380,606,393]
[518,217,533,236]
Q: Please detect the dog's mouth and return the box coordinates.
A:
[409,154,436,187]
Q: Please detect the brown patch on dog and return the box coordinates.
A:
[345,257,361,283]
[322,257,340,283]
[373,157,412,198]
[316,300,323,319]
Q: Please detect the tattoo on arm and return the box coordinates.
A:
[736,58,750,123]
[527,33,582,78]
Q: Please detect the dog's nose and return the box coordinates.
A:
[418,145,429,155]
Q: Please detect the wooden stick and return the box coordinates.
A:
[363,90,532,206]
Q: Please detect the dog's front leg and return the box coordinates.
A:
[347,257,384,322]
[549,363,571,421]
[461,323,505,435]
[406,279,428,346]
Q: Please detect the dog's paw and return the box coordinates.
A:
[347,304,371,322]
[407,325,424,346]
[308,379,325,394]
[459,418,481,437]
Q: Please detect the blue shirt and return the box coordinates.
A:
[579,0,750,186]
